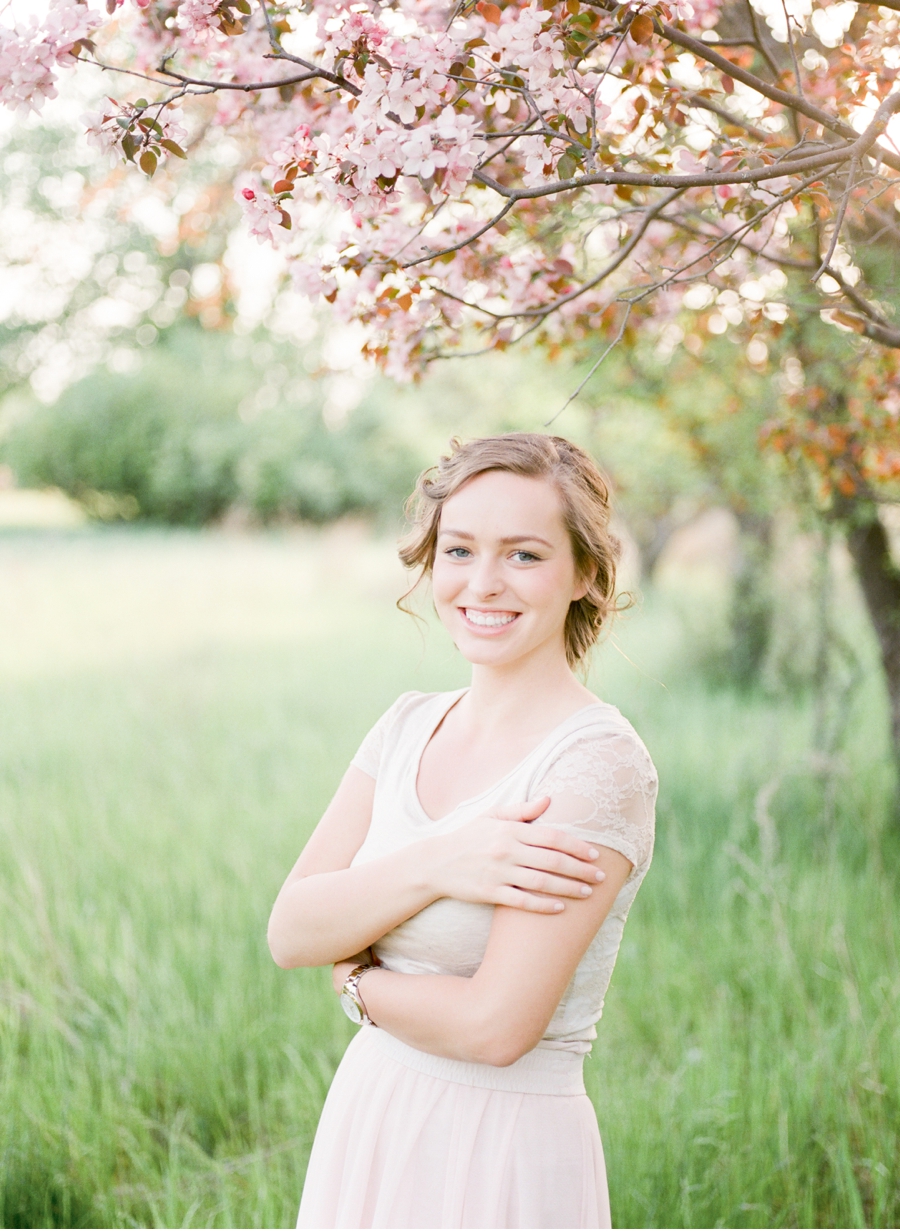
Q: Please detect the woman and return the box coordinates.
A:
[268,433,658,1229]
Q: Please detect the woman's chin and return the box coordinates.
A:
[454,633,529,668]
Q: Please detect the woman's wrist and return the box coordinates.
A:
[413,830,449,900]
[332,959,354,993]
[333,950,373,992]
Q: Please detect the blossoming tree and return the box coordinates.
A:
[2,0,899,762]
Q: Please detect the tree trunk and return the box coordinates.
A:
[729,511,774,688]
[844,510,900,774]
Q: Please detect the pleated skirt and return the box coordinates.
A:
[297,1026,611,1229]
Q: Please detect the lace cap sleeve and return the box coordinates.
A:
[350,694,413,780]
[530,729,658,873]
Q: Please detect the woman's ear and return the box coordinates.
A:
[571,569,591,604]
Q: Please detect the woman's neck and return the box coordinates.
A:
[462,643,595,737]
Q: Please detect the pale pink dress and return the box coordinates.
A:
[297,690,657,1230]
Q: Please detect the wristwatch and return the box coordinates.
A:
[339,964,376,1026]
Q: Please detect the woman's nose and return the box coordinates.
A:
[468,556,504,599]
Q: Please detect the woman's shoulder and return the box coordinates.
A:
[380,688,466,726]
[535,701,658,791]
[351,689,464,779]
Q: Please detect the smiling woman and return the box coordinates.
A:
[267,433,658,1229]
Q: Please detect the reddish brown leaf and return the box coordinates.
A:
[477,2,503,24]
[629,13,654,43]
[139,149,157,177]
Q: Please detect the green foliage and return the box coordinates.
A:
[1,329,426,525]
[1,336,610,527]
[0,530,897,1229]
[576,341,797,689]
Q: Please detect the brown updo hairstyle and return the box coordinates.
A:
[399,433,627,667]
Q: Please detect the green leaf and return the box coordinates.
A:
[160,138,187,159]
[557,152,578,180]
[135,97,149,109]
[139,149,158,177]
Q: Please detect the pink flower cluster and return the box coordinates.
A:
[177,0,223,36]
[0,0,100,112]
[2,0,825,376]
[236,180,293,244]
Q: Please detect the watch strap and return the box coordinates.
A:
[343,964,376,1026]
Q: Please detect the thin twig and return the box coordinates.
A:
[686,93,772,142]
[743,0,781,77]
[812,157,858,281]
[545,303,632,424]
[402,198,519,267]
[780,0,806,100]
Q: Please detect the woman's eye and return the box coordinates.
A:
[445,547,471,559]
[511,550,540,563]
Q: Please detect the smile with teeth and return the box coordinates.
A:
[463,608,519,628]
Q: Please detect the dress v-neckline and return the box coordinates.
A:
[411,689,606,824]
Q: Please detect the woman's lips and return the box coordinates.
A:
[459,607,521,633]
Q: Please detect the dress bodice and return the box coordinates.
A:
[350,690,658,1054]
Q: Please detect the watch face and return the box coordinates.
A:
[340,988,363,1024]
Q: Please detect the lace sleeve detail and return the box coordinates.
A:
[350,693,412,780]
[530,731,658,873]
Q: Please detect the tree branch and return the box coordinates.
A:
[477,142,852,200]
[812,158,858,281]
[779,0,806,100]
[401,198,519,267]
[80,51,358,97]
[581,0,900,174]
[545,302,633,424]
[686,93,772,142]
[825,267,900,338]
[742,0,781,78]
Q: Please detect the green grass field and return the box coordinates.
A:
[0,526,897,1229]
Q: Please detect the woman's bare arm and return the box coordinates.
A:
[268,767,438,968]
[336,843,631,1065]
[267,767,609,969]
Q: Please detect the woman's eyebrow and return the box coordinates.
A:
[500,535,553,548]
[439,529,553,549]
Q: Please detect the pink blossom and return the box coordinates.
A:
[236,180,291,244]
[0,0,100,112]
[0,0,837,376]
[177,0,222,36]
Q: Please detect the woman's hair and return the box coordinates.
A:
[399,433,626,667]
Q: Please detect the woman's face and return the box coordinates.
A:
[431,470,586,669]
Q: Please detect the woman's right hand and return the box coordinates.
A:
[426,797,605,914]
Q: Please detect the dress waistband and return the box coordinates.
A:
[365,1026,586,1095]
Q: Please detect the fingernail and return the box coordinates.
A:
[580,885,592,896]
[595,869,605,881]
[588,848,599,859]
[553,902,564,912]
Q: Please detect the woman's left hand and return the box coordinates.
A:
[332,949,377,993]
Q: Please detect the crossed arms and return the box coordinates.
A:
[267,765,632,1066]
